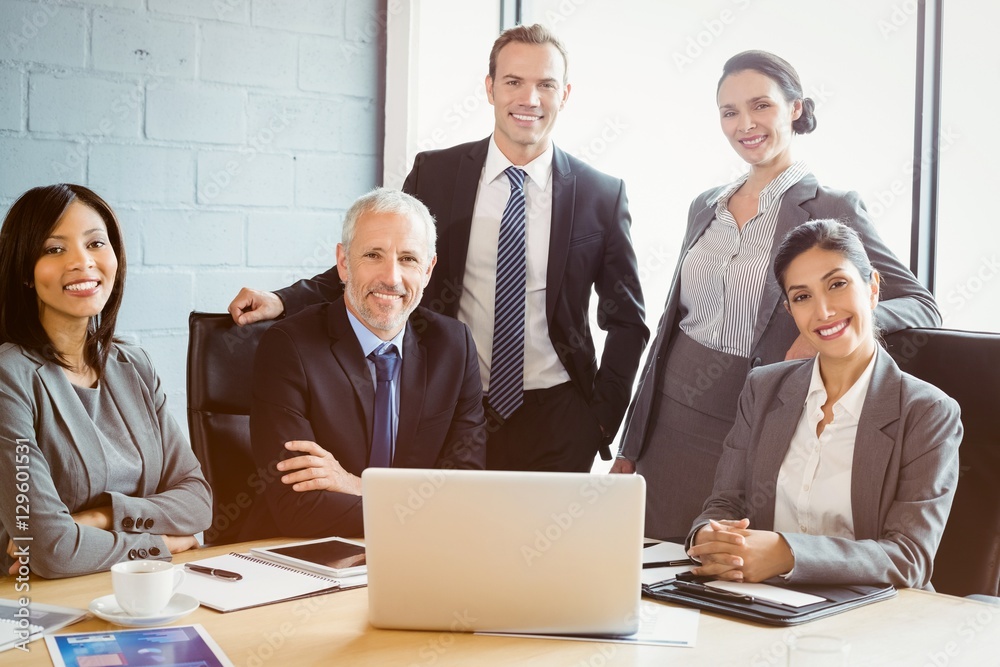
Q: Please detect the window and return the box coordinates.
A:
[937,2,1000,332]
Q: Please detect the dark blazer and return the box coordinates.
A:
[692,347,962,590]
[277,138,649,455]
[620,173,941,460]
[0,343,212,578]
[244,299,487,540]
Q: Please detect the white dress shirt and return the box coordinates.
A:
[773,351,878,539]
[458,136,570,392]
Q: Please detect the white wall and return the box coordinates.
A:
[0,0,387,426]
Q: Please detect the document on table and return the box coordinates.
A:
[641,539,696,586]
[705,580,827,607]
[479,601,699,648]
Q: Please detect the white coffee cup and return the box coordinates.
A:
[111,560,184,616]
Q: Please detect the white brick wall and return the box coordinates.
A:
[0,0,385,429]
[146,82,246,144]
[30,73,142,137]
[0,68,23,130]
[0,1,86,67]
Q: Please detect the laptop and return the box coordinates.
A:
[361,468,646,635]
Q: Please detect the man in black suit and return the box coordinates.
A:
[230,24,647,473]
[242,189,486,540]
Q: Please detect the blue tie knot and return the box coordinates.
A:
[504,166,526,192]
[369,343,399,382]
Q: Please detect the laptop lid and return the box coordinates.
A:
[362,468,645,635]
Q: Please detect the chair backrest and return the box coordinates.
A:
[187,312,274,545]
[884,327,1000,596]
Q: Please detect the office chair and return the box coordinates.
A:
[884,327,1000,597]
[187,312,275,545]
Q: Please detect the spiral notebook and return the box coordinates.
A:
[177,552,366,613]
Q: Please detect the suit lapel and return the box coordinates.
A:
[546,146,575,320]
[850,348,900,540]
[446,139,489,292]
[34,355,107,495]
[327,302,376,445]
[751,174,818,344]
[395,319,426,464]
[752,361,813,529]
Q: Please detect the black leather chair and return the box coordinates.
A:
[884,327,1000,596]
[187,312,274,545]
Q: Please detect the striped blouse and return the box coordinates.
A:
[679,161,809,357]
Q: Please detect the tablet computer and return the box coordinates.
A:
[250,536,366,578]
[46,624,233,667]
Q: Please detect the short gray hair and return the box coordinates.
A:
[341,187,436,258]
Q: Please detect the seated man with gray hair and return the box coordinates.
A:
[242,188,487,540]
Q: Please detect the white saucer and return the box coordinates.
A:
[89,593,199,627]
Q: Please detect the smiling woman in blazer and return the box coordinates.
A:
[0,184,211,579]
[686,220,961,589]
[613,50,941,539]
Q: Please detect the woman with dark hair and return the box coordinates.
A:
[0,184,211,579]
[614,51,941,539]
[685,220,960,589]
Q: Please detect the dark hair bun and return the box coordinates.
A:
[793,97,817,134]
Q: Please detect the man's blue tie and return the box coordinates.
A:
[488,166,527,421]
[368,342,399,468]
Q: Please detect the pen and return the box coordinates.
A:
[184,563,243,581]
[643,559,696,569]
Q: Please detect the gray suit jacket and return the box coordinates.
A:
[0,343,212,578]
[620,173,941,459]
[692,347,962,589]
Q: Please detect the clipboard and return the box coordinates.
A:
[643,572,896,626]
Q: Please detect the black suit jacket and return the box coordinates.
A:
[277,138,649,455]
[243,299,486,540]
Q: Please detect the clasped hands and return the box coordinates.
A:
[277,440,362,497]
[687,518,795,583]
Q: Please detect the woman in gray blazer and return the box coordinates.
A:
[0,184,211,579]
[686,220,961,589]
[614,50,940,539]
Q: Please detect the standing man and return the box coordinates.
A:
[229,24,648,472]
[243,188,486,540]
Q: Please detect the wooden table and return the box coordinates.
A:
[4,539,998,666]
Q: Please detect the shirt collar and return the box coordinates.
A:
[484,134,554,191]
[708,160,809,207]
[346,307,406,360]
[804,348,879,420]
